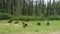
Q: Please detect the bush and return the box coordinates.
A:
[1,12,60,21]
[12,16,35,21]
[47,15,60,20]
[0,13,11,20]
[12,16,46,21]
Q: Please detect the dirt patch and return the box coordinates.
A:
[48,31,60,34]
[2,31,60,34]
[4,23,10,25]
[14,24,19,26]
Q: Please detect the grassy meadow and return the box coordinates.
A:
[0,20,60,34]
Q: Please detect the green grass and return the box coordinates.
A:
[0,20,60,34]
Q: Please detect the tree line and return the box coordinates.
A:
[0,0,60,17]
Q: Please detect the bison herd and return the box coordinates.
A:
[8,19,50,28]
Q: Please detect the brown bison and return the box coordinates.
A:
[37,22,41,25]
[8,19,12,23]
[47,22,49,26]
[22,22,27,28]
[15,21,19,24]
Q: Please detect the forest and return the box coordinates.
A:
[0,0,60,21]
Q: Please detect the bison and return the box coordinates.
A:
[8,19,12,23]
[47,22,49,26]
[15,21,19,24]
[22,22,27,28]
[37,22,41,25]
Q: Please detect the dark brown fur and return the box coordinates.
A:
[8,19,12,23]
[37,23,41,25]
[47,22,49,25]
[15,21,19,24]
[0,18,2,21]
[22,22,27,28]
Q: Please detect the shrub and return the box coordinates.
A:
[12,16,35,21]
[47,15,60,20]
[0,13,11,20]
[12,16,46,21]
